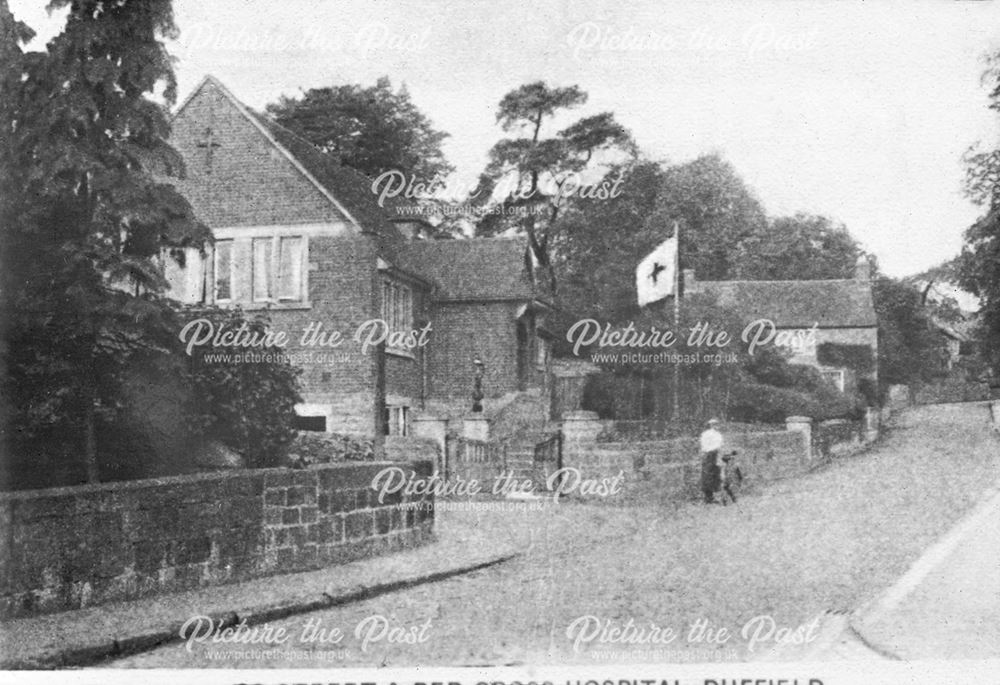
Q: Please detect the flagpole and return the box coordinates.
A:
[671,220,681,423]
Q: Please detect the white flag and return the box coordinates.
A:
[636,237,677,306]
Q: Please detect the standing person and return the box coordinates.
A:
[699,418,724,503]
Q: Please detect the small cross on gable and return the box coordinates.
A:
[196,126,221,172]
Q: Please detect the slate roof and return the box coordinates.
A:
[394,237,545,302]
[694,279,878,328]
[246,109,408,243]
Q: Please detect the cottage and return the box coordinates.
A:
[164,76,552,437]
[683,257,879,396]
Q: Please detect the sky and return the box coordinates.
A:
[12,0,1000,278]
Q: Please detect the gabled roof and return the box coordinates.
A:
[394,237,546,303]
[173,75,409,242]
[694,279,877,328]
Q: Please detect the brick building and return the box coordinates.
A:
[684,257,879,395]
[164,76,553,436]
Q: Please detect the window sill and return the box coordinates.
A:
[386,347,416,360]
[215,300,313,311]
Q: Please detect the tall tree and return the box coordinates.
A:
[734,213,861,280]
[644,153,767,281]
[554,159,666,321]
[472,81,635,291]
[266,77,452,181]
[959,51,1000,371]
[872,275,949,393]
[0,0,208,483]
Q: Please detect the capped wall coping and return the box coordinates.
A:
[0,460,412,502]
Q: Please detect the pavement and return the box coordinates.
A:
[0,511,519,669]
[852,483,1000,660]
[761,471,1000,661]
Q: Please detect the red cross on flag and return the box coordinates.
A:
[636,236,678,306]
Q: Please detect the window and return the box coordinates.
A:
[246,235,306,304]
[381,280,413,339]
[252,238,272,301]
[383,405,409,436]
[293,415,327,432]
[214,240,233,301]
[536,336,549,368]
[820,369,846,392]
[277,236,304,301]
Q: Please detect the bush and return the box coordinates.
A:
[728,380,859,423]
[181,306,302,469]
[817,343,875,373]
[285,432,375,467]
[728,382,820,424]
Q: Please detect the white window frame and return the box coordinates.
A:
[820,368,846,392]
[536,335,549,369]
[213,240,234,303]
[276,235,306,302]
[247,235,308,304]
[386,405,409,436]
[381,279,414,355]
[252,237,273,302]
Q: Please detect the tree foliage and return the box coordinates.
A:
[644,153,767,280]
[553,159,666,323]
[959,51,1000,371]
[472,81,635,290]
[872,276,948,393]
[182,308,301,469]
[0,0,209,483]
[734,213,861,280]
[265,76,452,182]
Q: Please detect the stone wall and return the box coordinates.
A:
[0,461,434,619]
[563,431,809,500]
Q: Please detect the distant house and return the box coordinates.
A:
[930,320,966,371]
[683,257,879,395]
[163,75,552,437]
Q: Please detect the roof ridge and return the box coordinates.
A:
[699,278,863,285]
[406,236,528,245]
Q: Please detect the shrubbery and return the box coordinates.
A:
[580,331,863,426]
[726,381,858,424]
[285,432,375,467]
[181,306,301,469]
[727,382,819,424]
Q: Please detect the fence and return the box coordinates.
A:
[445,436,507,484]
[532,432,563,486]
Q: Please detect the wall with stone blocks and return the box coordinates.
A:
[0,461,434,619]
[561,431,809,502]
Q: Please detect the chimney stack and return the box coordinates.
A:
[682,268,696,293]
[854,255,871,281]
